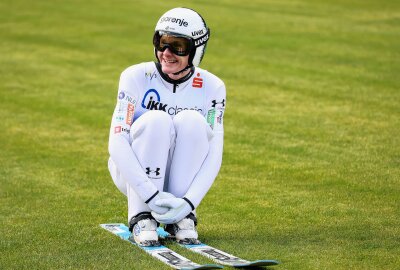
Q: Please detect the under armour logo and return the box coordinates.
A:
[211,99,225,108]
[146,167,160,176]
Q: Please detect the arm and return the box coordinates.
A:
[152,82,226,223]
[108,67,159,203]
[184,82,226,207]
[184,132,223,208]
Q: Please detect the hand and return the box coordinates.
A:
[151,197,192,224]
[146,191,176,215]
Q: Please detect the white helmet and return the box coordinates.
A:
[153,7,210,67]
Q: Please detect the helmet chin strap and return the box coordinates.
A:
[172,64,192,76]
[155,62,195,85]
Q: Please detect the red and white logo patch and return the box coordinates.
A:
[192,73,203,88]
[126,103,135,124]
[114,126,122,134]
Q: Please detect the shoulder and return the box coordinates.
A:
[195,67,225,89]
[120,62,156,80]
[118,62,157,97]
[195,67,226,99]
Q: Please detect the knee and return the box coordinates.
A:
[173,110,207,136]
[143,110,172,129]
[133,110,173,138]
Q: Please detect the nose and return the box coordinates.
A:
[163,47,174,56]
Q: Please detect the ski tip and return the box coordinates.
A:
[182,264,224,270]
[233,259,280,268]
[100,223,125,227]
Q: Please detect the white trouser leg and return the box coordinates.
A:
[167,110,213,199]
[108,111,175,221]
[127,110,175,220]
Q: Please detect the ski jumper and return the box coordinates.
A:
[108,62,226,221]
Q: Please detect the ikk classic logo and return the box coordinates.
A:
[141,89,202,115]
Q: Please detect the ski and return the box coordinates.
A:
[157,227,279,268]
[100,224,223,270]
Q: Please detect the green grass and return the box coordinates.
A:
[1,0,399,269]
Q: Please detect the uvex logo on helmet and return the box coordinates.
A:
[194,34,209,46]
[159,16,188,27]
[192,29,204,37]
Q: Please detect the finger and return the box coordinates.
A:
[151,211,162,221]
[154,199,174,207]
[152,210,177,224]
[153,215,171,224]
[159,192,176,199]
[152,205,169,215]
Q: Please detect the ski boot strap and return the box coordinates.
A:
[128,212,159,232]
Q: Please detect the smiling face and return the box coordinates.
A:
[156,48,190,80]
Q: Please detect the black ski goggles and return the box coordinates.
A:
[153,31,193,56]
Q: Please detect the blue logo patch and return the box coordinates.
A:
[141,89,161,109]
[118,91,125,99]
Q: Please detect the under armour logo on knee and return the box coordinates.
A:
[146,167,161,176]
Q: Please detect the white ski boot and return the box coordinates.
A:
[129,213,160,246]
[165,214,200,244]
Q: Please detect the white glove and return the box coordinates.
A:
[146,191,176,215]
[152,197,193,224]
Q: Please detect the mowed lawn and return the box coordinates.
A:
[0,0,399,269]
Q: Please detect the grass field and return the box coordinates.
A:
[1,0,399,269]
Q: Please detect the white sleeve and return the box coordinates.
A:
[184,81,226,208]
[108,67,158,202]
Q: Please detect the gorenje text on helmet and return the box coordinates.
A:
[159,17,188,27]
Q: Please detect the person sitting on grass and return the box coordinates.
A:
[108,7,226,246]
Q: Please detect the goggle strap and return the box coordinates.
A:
[192,28,211,48]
